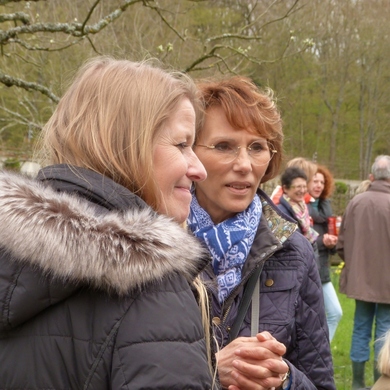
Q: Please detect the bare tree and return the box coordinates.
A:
[0,0,305,157]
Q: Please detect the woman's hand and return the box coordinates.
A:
[323,233,338,248]
[216,331,289,390]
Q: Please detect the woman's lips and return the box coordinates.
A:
[226,182,252,194]
[226,181,251,189]
[227,184,250,189]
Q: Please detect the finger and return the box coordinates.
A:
[256,331,274,341]
[231,336,260,346]
[234,348,282,363]
[233,357,288,377]
[235,340,286,359]
[231,367,281,390]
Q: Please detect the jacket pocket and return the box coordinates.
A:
[249,266,298,326]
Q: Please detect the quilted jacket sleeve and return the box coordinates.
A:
[287,237,336,390]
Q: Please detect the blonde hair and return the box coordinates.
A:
[287,157,317,183]
[40,56,202,213]
[376,330,390,376]
[39,56,214,373]
[355,179,371,195]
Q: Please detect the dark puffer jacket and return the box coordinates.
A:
[204,190,335,390]
[0,166,213,389]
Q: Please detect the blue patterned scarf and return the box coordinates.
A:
[188,194,262,303]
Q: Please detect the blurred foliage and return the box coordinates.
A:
[0,0,389,180]
[334,181,349,195]
[3,157,20,170]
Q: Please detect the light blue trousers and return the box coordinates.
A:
[322,281,343,341]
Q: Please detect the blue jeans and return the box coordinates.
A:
[350,300,390,362]
[322,281,343,341]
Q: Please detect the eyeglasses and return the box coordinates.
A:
[195,140,277,166]
[290,185,307,191]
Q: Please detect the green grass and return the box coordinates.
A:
[330,267,375,390]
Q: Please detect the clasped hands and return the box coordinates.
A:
[216,331,289,390]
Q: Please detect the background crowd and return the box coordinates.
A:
[0,55,389,390]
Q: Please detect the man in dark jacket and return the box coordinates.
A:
[337,155,390,389]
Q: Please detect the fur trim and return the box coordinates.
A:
[0,171,208,295]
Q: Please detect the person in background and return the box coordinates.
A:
[270,157,317,205]
[337,155,390,390]
[307,164,342,342]
[277,166,319,248]
[0,57,215,389]
[189,76,336,390]
[370,330,390,390]
[355,179,371,195]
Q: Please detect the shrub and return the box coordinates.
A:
[4,157,21,171]
[335,181,348,194]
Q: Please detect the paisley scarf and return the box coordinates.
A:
[283,195,319,244]
[188,194,262,303]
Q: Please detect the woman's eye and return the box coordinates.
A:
[249,142,267,152]
[214,142,233,152]
[176,142,189,150]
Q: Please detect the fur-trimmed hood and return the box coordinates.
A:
[0,169,209,297]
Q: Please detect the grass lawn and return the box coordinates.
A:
[330,266,375,390]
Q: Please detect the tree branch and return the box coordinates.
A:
[0,72,60,102]
[0,12,30,25]
[142,0,186,42]
[0,0,143,99]
[249,0,303,32]
[8,37,85,52]
[0,0,144,45]
[81,0,101,34]
[0,105,42,130]
[0,0,43,5]
[185,39,310,73]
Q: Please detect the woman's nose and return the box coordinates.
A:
[188,150,207,182]
[233,148,252,172]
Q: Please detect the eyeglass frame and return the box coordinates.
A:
[289,185,308,191]
[194,140,277,166]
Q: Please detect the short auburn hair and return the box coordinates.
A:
[196,76,283,183]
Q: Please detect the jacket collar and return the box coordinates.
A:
[368,179,390,194]
[0,168,209,296]
[37,164,147,211]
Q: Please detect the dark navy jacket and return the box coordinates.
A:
[204,190,335,390]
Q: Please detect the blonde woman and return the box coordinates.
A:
[0,57,214,389]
